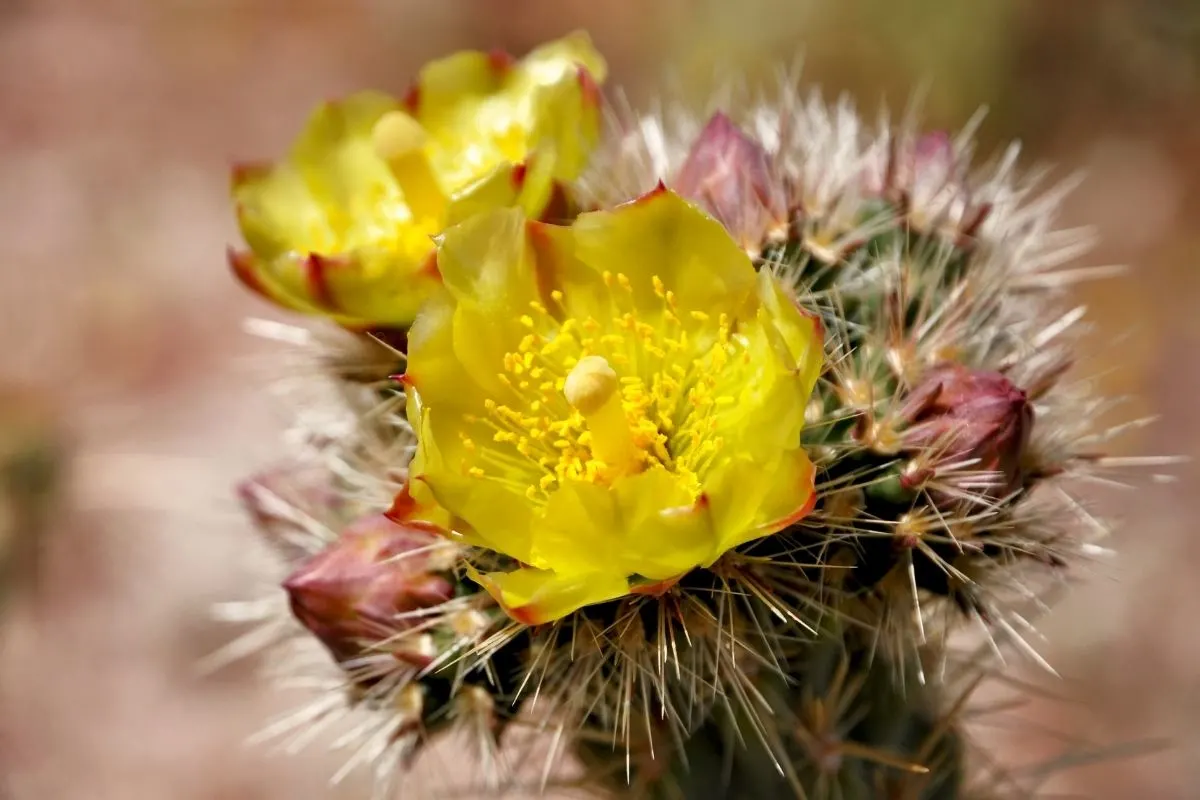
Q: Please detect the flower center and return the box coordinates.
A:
[458,272,749,503]
[563,355,642,475]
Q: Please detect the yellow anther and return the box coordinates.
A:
[690,310,710,322]
[468,467,486,478]
[652,275,665,297]
[520,315,535,328]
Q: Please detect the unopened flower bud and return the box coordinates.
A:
[673,113,787,253]
[236,463,344,561]
[873,130,990,239]
[283,513,457,665]
[899,363,1033,500]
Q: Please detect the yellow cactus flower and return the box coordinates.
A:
[228,32,607,329]
[393,187,824,624]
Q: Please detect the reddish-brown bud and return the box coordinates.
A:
[283,513,457,666]
[673,113,786,253]
[899,364,1033,499]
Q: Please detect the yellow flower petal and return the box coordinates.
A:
[610,468,716,579]
[758,269,824,398]
[520,59,604,182]
[289,91,407,211]
[229,36,607,329]
[414,31,607,197]
[404,288,483,415]
[404,188,824,624]
[443,164,523,228]
[232,163,330,258]
[703,448,817,555]
[434,206,539,310]
[569,188,758,321]
[472,565,629,626]
[417,410,537,562]
[511,30,608,91]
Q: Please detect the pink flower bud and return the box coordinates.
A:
[237,463,345,560]
[283,513,456,666]
[899,364,1033,499]
[673,113,787,252]
[871,130,991,240]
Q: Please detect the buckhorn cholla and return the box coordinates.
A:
[213,31,1139,799]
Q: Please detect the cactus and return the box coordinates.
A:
[214,33,1146,800]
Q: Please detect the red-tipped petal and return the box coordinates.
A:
[577,66,601,108]
[230,161,272,190]
[304,253,344,311]
[487,48,516,74]
[525,219,566,311]
[622,181,669,209]
[506,603,544,627]
[402,83,421,113]
[385,482,421,524]
[510,161,528,189]
[227,247,270,298]
[629,575,683,597]
[772,459,818,530]
[417,250,442,282]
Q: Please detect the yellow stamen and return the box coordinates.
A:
[371,110,445,222]
[563,355,641,476]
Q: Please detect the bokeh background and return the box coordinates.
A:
[0,1,1196,797]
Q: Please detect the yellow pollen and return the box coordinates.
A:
[458,273,750,503]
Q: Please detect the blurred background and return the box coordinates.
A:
[0,0,1196,797]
